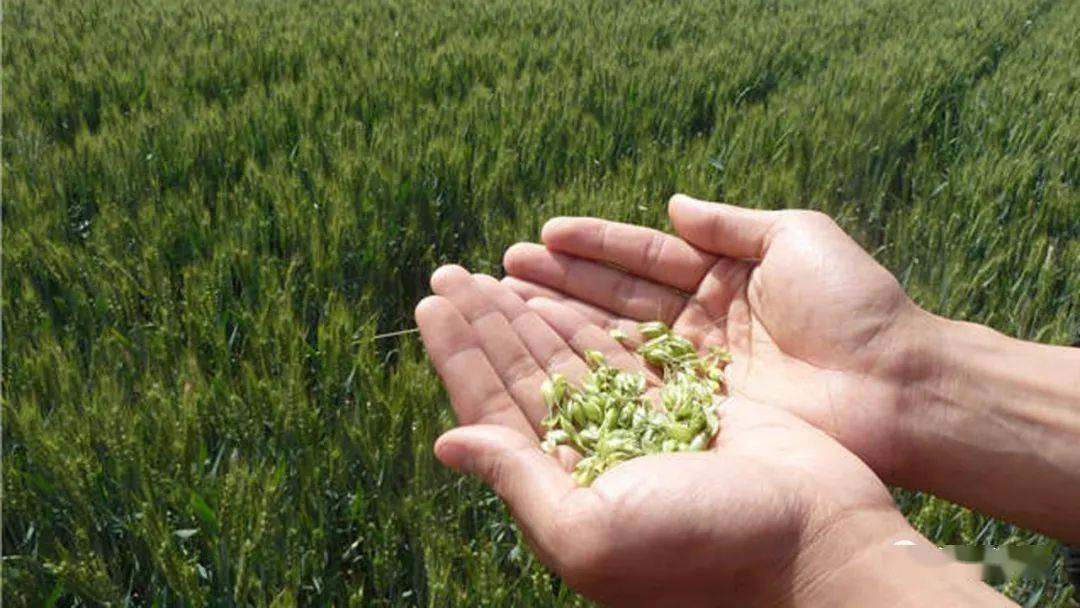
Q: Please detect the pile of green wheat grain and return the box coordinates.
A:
[540,322,731,485]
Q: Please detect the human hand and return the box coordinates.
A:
[502,194,931,480]
[415,265,989,607]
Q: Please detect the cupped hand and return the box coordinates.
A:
[501,195,930,480]
[415,265,904,607]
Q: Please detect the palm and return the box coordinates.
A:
[501,196,920,477]
[416,265,893,607]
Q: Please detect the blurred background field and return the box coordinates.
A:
[3,0,1078,604]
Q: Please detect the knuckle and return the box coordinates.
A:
[482,453,512,495]
[503,349,538,385]
[641,232,665,275]
[597,222,613,254]
[542,348,579,375]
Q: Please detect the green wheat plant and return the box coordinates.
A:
[3,0,1077,604]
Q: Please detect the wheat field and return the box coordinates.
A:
[3,0,1079,604]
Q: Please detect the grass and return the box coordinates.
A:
[3,0,1079,604]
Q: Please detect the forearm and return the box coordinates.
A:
[895,313,1080,543]
[784,508,1012,607]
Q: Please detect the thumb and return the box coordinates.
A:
[435,425,581,532]
[668,193,782,260]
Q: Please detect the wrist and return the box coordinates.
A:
[887,310,986,487]
[888,311,1080,541]
[863,305,950,484]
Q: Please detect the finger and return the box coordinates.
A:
[500,277,646,346]
[667,193,783,260]
[677,258,755,353]
[527,297,658,383]
[500,277,612,325]
[415,296,536,437]
[430,265,550,429]
[471,276,587,472]
[541,217,716,292]
[434,425,593,565]
[471,274,592,385]
[503,243,686,325]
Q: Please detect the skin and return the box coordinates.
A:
[502,194,922,480]
[415,265,1011,606]
[502,193,1080,544]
